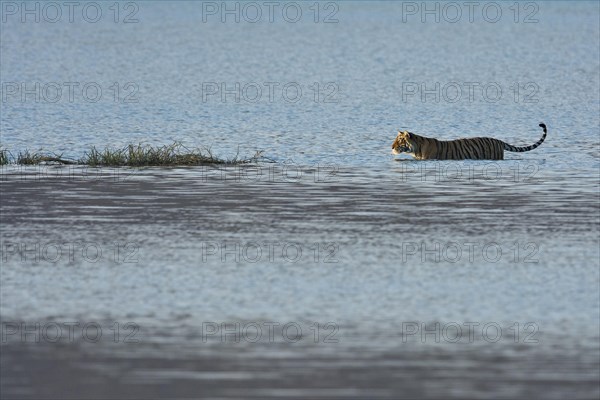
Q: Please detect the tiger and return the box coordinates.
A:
[391,123,547,160]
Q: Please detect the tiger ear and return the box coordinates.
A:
[404,131,412,139]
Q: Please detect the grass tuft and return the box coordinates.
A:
[16,150,76,165]
[0,148,9,166]
[0,143,264,166]
[16,150,45,165]
[80,143,239,167]
[80,142,263,166]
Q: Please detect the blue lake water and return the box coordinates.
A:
[1,1,599,399]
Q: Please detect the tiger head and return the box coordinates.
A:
[392,130,416,155]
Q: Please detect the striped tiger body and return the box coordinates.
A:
[392,123,547,160]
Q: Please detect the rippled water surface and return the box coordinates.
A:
[1,1,599,399]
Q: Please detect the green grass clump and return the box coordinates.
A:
[16,150,76,165]
[81,146,127,166]
[0,148,9,165]
[0,143,263,166]
[16,150,45,165]
[81,142,260,167]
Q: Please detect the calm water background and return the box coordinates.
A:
[1,1,599,399]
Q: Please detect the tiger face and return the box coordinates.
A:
[391,130,414,155]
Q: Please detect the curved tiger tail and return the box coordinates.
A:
[503,123,548,153]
